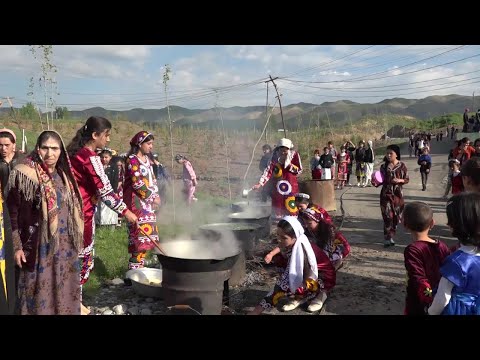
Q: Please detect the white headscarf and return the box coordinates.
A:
[282,216,318,292]
[276,138,294,168]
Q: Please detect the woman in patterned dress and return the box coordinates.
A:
[67,117,137,313]
[375,144,409,247]
[252,138,303,222]
[123,131,160,269]
[8,131,84,314]
[300,207,350,271]
[95,148,119,227]
[336,146,349,189]
[355,140,367,187]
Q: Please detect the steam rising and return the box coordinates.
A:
[159,236,241,260]
[155,184,243,260]
[154,148,272,260]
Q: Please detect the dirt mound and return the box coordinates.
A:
[383,125,412,139]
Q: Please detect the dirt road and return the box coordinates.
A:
[231,138,457,315]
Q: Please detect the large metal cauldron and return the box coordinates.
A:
[231,201,271,215]
[198,222,262,258]
[154,239,241,315]
[228,207,270,239]
[198,222,262,286]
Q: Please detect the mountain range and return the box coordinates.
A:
[1,94,475,130]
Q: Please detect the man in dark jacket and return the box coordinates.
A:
[319,147,334,180]
[463,108,469,132]
[0,129,24,197]
[259,144,272,172]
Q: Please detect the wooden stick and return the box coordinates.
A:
[137,223,167,256]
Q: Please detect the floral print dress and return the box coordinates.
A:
[380,161,409,240]
[17,174,81,315]
[260,246,320,310]
[123,155,160,269]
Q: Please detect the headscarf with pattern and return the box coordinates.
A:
[8,130,84,252]
[130,131,153,147]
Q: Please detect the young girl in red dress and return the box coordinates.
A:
[67,116,137,311]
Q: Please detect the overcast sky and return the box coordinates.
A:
[0,45,479,111]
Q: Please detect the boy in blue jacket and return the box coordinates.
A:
[418,147,432,191]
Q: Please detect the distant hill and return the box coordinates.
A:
[1,94,476,130]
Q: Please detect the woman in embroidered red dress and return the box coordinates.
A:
[301,207,350,271]
[66,117,137,292]
[123,131,160,269]
[252,138,303,222]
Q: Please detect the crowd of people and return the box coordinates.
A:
[1,113,480,315]
[250,122,480,315]
[0,117,198,315]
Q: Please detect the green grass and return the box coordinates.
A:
[82,222,184,297]
[414,113,463,131]
[82,225,130,296]
[82,192,232,296]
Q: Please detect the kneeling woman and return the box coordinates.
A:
[301,207,350,271]
[249,216,335,315]
[8,131,84,315]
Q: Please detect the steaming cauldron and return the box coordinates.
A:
[231,201,271,215]
[228,208,270,239]
[198,222,262,258]
[154,239,241,315]
[198,222,262,286]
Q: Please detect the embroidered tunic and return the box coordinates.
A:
[260,242,336,309]
[259,151,302,220]
[123,155,159,256]
[379,161,409,240]
[70,147,127,284]
[404,240,450,315]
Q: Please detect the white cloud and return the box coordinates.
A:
[2,45,480,110]
[318,70,351,77]
[57,45,150,61]
[61,59,124,79]
[0,45,36,71]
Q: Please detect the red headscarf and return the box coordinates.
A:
[130,131,153,147]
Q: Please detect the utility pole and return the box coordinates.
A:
[265,82,269,142]
[473,91,476,113]
[50,78,55,125]
[4,97,23,133]
[265,75,286,138]
[325,109,333,138]
[44,76,49,130]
